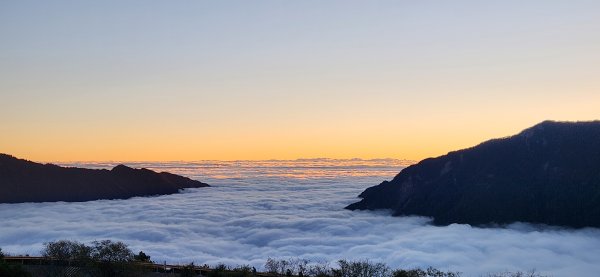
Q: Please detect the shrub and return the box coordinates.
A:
[180,262,196,277]
[206,263,255,277]
[392,267,461,277]
[484,270,547,277]
[0,262,31,277]
[0,248,31,277]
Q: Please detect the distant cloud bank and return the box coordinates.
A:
[1,160,599,277]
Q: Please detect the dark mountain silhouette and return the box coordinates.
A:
[0,154,209,203]
[346,121,600,228]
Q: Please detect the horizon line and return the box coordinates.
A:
[0,153,417,164]
[50,157,417,164]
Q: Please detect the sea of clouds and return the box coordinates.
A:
[1,159,599,277]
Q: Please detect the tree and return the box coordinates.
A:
[133,251,151,263]
[264,258,310,276]
[307,261,332,277]
[265,258,280,275]
[335,259,390,277]
[90,240,133,263]
[89,240,134,277]
[41,240,92,262]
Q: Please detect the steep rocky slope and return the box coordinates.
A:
[347,121,600,228]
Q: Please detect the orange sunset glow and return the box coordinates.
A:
[3,2,600,276]
[1,1,599,162]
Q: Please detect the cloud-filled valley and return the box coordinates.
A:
[1,159,599,277]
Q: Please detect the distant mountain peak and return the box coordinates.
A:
[111,164,134,171]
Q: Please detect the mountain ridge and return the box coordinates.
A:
[346,120,600,228]
[0,154,209,203]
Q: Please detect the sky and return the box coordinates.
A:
[1,0,599,162]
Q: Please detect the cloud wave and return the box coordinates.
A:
[1,159,599,277]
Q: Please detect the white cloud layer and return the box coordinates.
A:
[1,159,599,277]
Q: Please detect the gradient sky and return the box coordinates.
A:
[1,1,599,162]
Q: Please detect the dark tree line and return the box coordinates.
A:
[263,258,460,277]
[0,242,550,277]
[262,258,546,277]
[40,239,149,277]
